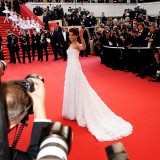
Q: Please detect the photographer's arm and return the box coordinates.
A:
[27,78,51,157]
[27,78,47,119]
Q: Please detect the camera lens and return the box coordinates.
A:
[105,142,129,160]
[37,122,72,160]
[16,79,35,93]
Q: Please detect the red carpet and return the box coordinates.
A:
[3,55,160,160]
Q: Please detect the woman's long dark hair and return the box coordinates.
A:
[69,27,79,36]
[69,27,81,43]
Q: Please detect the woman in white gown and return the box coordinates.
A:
[62,27,133,141]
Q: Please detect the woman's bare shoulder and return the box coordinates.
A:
[69,44,81,51]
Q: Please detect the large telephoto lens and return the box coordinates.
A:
[105,142,129,160]
[37,122,72,160]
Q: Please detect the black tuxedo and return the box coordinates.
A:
[20,34,31,63]
[80,29,90,57]
[88,16,96,27]
[50,31,60,60]
[101,16,107,25]
[35,33,41,61]
[10,122,50,160]
[100,36,112,66]
[6,34,12,49]
[138,30,148,47]
[59,31,70,60]
[43,14,49,30]
[150,30,160,47]
[81,18,90,27]
[31,33,39,60]
[39,32,48,61]
[56,26,62,33]
[11,36,21,63]
[88,16,96,39]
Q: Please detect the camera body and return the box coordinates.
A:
[15,74,44,116]
[16,74,44,93]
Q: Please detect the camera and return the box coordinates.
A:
[14,74,44,116]
[16,74,44,93]
[37,122,72,160]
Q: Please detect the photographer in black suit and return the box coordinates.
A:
[80,25,90,57]
[50,27,60,61]
[59,27,70,61]
[136,51,160,81]
[147,24,160,48]
[1,76,50,160]
[43,10,49,30]
[88,12,97,39]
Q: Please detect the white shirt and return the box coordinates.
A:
[62,31,66,41]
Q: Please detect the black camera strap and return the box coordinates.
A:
[11,122,28,149]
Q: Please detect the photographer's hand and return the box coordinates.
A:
[0,60,6,78]
[0,66,4,77]
[27,78,47,119]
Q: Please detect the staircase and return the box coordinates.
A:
[0,16,53,61]
[0,16,13,60]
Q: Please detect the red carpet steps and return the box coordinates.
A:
[0,16,53,61]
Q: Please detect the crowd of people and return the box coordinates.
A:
[1,3,160,82]
[90,8,160,82]
[4,26,72,64]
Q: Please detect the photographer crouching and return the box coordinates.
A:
[0,69,72,160]
[1,74,51,160]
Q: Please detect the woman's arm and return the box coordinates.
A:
[78,28,86,50]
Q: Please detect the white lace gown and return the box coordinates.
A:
[62,48,133,141]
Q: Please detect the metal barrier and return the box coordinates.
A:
[102,46,154,72]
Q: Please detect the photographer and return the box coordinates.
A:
[136,51,160,81]
[1,77,51,160]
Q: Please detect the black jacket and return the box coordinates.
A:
[10,122,50,160]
